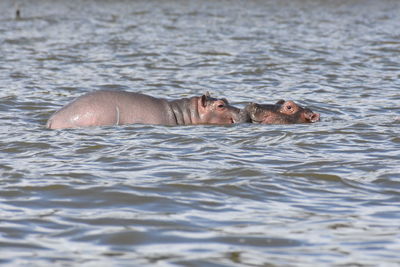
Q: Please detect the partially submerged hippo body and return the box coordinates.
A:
[46,90,241,129]
[241,100,320,124]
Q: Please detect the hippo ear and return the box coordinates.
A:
[247,102,257,108]
[201,94,208,108]
[276,99,285,105]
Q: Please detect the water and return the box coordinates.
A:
[1,0,400,265]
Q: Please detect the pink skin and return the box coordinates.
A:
[243,100,320,124]
[46,90,241,129]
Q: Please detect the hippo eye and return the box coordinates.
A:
[217,104,225,108]
[287,105,292,110]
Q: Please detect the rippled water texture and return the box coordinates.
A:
[1,0,400,265]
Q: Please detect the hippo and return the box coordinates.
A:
[46,90,242,129]
[241,100,320,124]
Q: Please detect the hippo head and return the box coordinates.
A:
[244,100,320,124]
[197,92,241,124]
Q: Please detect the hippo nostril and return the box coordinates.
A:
[310,113,320,122]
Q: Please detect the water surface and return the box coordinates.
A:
[1,0,399,265]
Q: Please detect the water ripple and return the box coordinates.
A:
[1,0,400,266]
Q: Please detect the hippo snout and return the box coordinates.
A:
[304,109,320,123]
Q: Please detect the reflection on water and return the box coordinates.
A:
[1,0,400,265]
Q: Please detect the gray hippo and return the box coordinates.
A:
[241,100,320,124]
[46,90,242,129]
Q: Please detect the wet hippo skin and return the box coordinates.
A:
[241,100,320,124]
[47,90,242,129]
